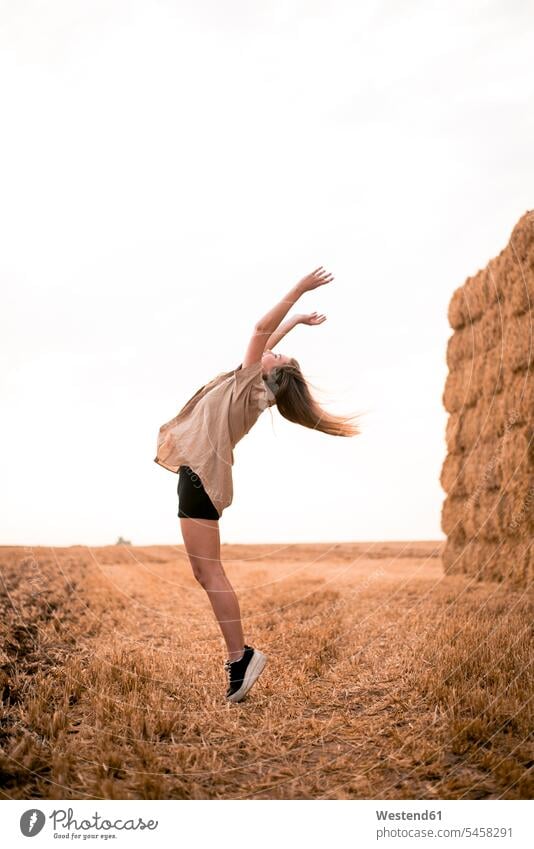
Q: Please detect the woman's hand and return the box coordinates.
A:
[245,269,333,367]
[296,266,334,293]
[297,311,327,326]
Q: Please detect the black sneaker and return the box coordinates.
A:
[224,644,267,702]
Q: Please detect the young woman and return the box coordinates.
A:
[154,266,360,703]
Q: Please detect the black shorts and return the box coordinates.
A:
[177,465,220,520]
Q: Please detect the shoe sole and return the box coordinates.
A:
[226,650,267,703]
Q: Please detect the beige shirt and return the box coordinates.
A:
[154,360,274,516]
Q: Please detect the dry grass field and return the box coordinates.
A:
[0,542,532,800]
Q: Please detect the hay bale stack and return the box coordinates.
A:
[440,211,534,588]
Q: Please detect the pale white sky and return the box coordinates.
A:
[1,1,532,545]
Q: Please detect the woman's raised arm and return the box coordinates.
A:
[264,312,327,351]
[241,267,333,367]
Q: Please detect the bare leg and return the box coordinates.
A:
[179,517,245,661]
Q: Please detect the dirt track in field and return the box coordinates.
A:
[1,541,532,799]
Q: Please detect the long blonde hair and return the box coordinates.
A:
[265,358,361,437]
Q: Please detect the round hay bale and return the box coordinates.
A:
[502,252,534,317]
[444,537,530,586]
[487,537,533,587]
[446,302,505,370]
[464,490,506,541]
[523,539,534,586]
[462,493,483,539]
[509,211,534,262]
[446,329,465,370]
[459,398,504,449]
[458,384,506,448]
[486,248,508,302]
[442,536,473,576]
[483,441,505,491]
[500,424,533,487]
[440,452,466,497]
[504,478,534,539]
[504,369,534,428]
[498,252,513,281]
[479,301,505,354]
[445,411,462,454]
[442,212,534,589]
[443,353,484,413]
[448,269,493,330]
[510,538,533,587]
[443,368,462,414]
[461,441,500,494]
[441,493,466,537]
[464,271,487,323]
[503,310,533,373]
[485,392,508,442]
[457,405,477,450]
[481,266,499,311]
[481,351,505,399]
[474,538,509,583]
[448,287,466,330]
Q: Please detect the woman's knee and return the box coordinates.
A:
[190,557,225,588]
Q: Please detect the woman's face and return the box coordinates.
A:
[261,349,291,376]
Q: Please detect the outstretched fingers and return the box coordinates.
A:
[298,266,335,292]
[316,267,334,285]
[301,311,327,325]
